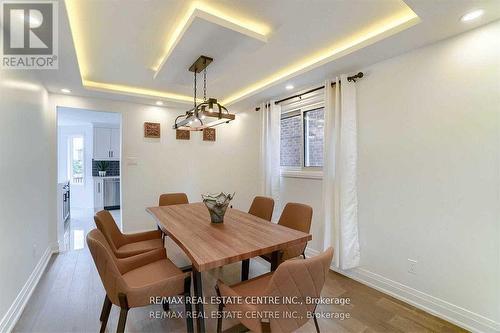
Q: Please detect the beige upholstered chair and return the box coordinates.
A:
[277,202,313,260]
[216,247,333,333]
[87,229,193,333]
[248,196,275,221]
[261,203,313,264]
[158,192,192,273]
[159,192,189,206]
[94,210,163,258]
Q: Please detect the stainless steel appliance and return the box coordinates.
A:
[103,178,120,210]
[62,182,70,222]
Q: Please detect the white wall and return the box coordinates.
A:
[49,95,262,236]
[57,124,94,208]
[278,177,324,251]
[288,21,500,331]
[355,20,500,329]
[0,71,56,328]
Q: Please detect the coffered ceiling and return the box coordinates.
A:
[38,0,500,109]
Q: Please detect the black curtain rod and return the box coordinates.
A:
[255,72,363,111]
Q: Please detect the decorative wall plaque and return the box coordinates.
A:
[176,129,190,140]
[203,128,216,141]
[144,122,160,138]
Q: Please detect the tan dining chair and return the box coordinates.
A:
[94,210,163,258]
[248,196,275,221]
[158,192,192,273]
[87,229,193,333]
[159,192,189,206]
[261,202,313,265]
[216,247,334,333]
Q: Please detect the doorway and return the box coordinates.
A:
[56,107,122,251]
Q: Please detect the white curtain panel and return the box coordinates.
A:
[322,75,360,270]
[260,101,281,216]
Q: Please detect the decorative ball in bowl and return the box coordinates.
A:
[201,192,235,223]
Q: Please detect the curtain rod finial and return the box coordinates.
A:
[347,72,364,82]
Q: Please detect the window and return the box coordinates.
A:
[69,136,84,184]
[280,111,302,167]
[304,108,324,167]
[279,89,324,175]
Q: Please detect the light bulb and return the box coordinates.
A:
[460,9,484,22]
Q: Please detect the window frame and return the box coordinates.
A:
[68,135,85,186]
[280,108,303,168]
[279,90,324,179]
[303,106,325,169]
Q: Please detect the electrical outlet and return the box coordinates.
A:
[408,259,418,275]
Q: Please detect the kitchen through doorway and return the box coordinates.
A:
[56,107,122,251]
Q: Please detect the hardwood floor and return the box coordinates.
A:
[14,210,467,333]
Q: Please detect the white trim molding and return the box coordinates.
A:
[0,244,58,333]
[305,247,500,333]
[281,169,323,179]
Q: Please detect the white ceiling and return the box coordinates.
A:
[157,17,266,90]
[38,0,500,111]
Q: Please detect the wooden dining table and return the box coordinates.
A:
[146,202,312,333]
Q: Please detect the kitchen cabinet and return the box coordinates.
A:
[110,128,120,158]
[94,177,120,210]
[94,127,111,160]
[94,178,104,210]
[93,126,120,160]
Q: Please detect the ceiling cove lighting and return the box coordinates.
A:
[65,0,418,107]
[152,2,270,77]
[61,88,71,93]
[82,80,195,103]
[222,9,419,105]
[173,55,235,131]
[460,9,484,22]
[64,0,194,104]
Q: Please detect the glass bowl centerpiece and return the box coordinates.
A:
[201,192,235,223]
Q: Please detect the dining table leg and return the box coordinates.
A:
[192,268,206,333]
[270,250,280,271]
[241,259,250,281]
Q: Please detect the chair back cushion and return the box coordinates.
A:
[158,193,189,206]
[278,203,313,259]
[265,247,334,333]
[248,196,275,221]
[278,203,313,233]
[86,228,126,306]
[94,210,126,251]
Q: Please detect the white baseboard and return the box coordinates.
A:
[305,247,500,333]
[0,243,57,333]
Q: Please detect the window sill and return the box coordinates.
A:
[280,169,323,180]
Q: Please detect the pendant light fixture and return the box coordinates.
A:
[173,55,235,131]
